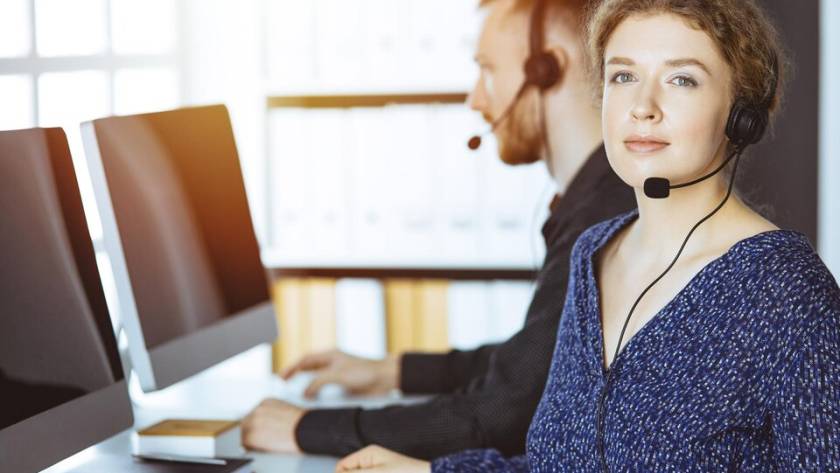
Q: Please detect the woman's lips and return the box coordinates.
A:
[624,139,670,153]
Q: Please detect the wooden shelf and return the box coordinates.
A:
[268,265,537,281]
[267,92,468,109]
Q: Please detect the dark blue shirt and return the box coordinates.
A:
[433,210,840,472]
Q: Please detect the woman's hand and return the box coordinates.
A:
[335,445,431,473]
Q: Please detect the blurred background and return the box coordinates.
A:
[1,0,837,376]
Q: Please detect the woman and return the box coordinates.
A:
[335,0,840,471]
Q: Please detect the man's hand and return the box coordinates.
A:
[335,445,431,473]
[241,398,306,453]
[281,349,400,398]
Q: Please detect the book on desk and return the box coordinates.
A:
[133,419,244,458]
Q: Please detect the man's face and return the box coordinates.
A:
[468,0,542,165]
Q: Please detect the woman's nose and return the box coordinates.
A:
[630,88,662,123]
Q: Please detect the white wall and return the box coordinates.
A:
[179,0,268,244]
[820,0,840,276]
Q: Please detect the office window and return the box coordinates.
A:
[34,0,109,57]
[0,75,34,130]
[113,67,179,115]
[0,0,31,58]
[0,0,181,241]
[110,0,177,55]
[0,0,181,342]
[38,70,111,124]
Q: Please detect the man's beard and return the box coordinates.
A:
[486,90,543,165]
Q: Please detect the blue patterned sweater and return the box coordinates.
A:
[433,210,840,472]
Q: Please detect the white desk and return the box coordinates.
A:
[43,427,339,472]
[42,366,426,473]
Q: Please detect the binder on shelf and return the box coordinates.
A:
[271,278,337,372]
[336,279,387,359]
[384,279,449,354]
[447,281,492,350]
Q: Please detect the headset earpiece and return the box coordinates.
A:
[525,0,561,91]
[524,50,561,91]
[725,99,770,148]
[725,53,779,148]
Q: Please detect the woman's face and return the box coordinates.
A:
[602,13,734,190]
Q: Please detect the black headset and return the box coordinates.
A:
[524,0,563,91]
[644,54,780,198]
[468,0,561,150]
[598,54,781,473]
[725,55,779,148]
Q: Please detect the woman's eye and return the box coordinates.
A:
[610,72,634,84]
[671,75,698,87]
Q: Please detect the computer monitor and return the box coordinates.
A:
[81,104,277,392]
[0,128,132,473]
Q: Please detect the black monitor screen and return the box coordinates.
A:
[0,128,122,430]
[91,105,270,349]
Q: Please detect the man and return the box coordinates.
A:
[242,0,634,459]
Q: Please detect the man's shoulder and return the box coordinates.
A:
[545,185,634,246]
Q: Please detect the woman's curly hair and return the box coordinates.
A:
[585,0,789,121]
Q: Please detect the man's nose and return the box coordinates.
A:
[468,77,487,113]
